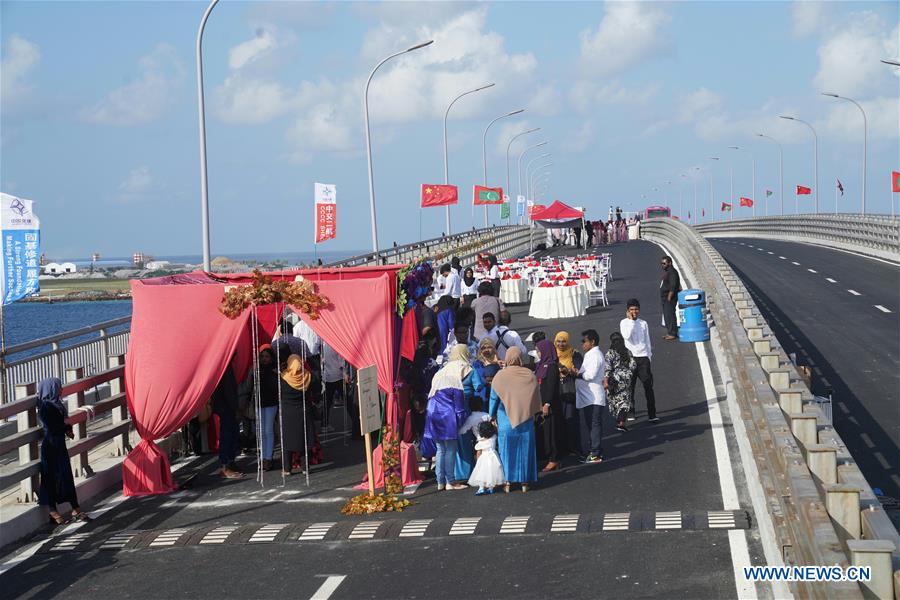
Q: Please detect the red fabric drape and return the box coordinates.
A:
[123,282,251,496]
[123,266,405,496]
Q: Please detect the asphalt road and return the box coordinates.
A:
[710,238,900,500]
[1,241,760,600]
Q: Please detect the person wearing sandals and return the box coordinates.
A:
[36,378,91,525]
[535,339,566,472]
[489,347,541,492]
[604,332,637,432]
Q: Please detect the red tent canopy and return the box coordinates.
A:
[123,265,411,496]
[529,200,583,221]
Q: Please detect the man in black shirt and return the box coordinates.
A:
[660,256,681,340]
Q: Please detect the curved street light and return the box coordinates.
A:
[517,141,548,204]
[728,146,756,217]
[756,133,783,216]
[196,0,219,272]
[529,164,553,202]
[708,157,720,222]
[505,127,540,223]
[780,115,818,214]
[525,154,551,201]
[442,82,495,233]
[481,109,525,226]
[365,40,434,255]
[822,93,867,214]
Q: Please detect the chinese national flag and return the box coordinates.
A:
[892,171,900,193]
[739,197,753,207]
[721,202,732,212]
[473,185,504,205]
[796,185,812,195]
[420,184,458,207]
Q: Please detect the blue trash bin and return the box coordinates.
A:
[677,289,710,342]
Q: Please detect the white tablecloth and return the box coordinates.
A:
[500,278,529,304]
[528,284,590,319]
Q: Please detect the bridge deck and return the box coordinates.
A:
[0,241,759,600]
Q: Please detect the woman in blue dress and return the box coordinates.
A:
[472,338,501,411]
[489,347,541,492]
[452,345,484,483]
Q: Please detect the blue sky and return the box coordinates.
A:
[2,1,898,259]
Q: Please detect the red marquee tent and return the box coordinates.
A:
[122,265,419,496]
[530,200,584,228]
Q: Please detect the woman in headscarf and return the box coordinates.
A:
[450,256,462,276]
[279,354,320,475]
[460,267,479,308]
[254,345,280,471]
[554,331,583,456]
[425,344,472,491]
[472,338,501,410]
[487,254,501,298]
[535,339,566,472]
[489,347,541,492]
[605,332,637,431]
[36,378,90,524]
[433,294,457,354]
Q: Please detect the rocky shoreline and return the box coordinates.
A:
[23,290,132,303]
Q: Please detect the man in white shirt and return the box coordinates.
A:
[437,263,462,306]
[483,309,528,361]
[575,328,606,463]
[292,317,321,357]
[620,298,658,422]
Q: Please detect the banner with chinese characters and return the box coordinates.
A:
[314,183,336,244]
[1,192,41,305]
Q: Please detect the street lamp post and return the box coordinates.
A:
[505,127,540,225]
[822,93,867,214]
[756,133,783,216]
[525,154,551,201]
[529,165,552,202]
[780,115,818,214]
[482,109,525,226]
[729,146,756,217]
[442,83,495,234]
[365,40,434,255]
[708,157,719,222]
[679,173,686,219]
[196,0,219,272]
[517,141,548,208]
[691,166,700,224]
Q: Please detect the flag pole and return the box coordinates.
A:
[0,303,7,405]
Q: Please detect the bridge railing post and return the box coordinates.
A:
[15,382,38,503]
[108,354,129,456]
[64,366,92,478]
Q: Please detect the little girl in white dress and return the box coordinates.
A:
[468,420,505,495]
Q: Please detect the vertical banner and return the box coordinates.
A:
[500,194,510,219]
[1,192,41,305]
[314,183,337,244]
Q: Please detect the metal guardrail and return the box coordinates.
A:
[0,355,130,501]
[695,214,900,263]
[642,217,899,599]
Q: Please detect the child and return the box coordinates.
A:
[468,420,505,495]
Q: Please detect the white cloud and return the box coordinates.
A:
[528,85,563,116]
[822,96,899,141]
[568,120,597,153]
[792,1,829,38]
[82,44,184,126]
[229,28,277,70]
[570,80,660,114]
[117,166,153,202]
[494,119,539,158]
[814,12,898,98]
[677,88,724,123]
[579,1,672,77]
[1,35,41,110]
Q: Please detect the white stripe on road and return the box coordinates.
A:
[399,519,432,538]
[778,256,786,259]
[602,513,630,531]
[310,575,347,600]
[249,524,288,543]
[875,305,892,313]
[807,269,817,273]
[347,522,381,540]
[791,261,801,266]
[499,516,530,534]
[299,522,336,541]
[847,289,861,296]
[767,252,774,255]
[449,517,480,535]
[825,278,837,283]
[550,514,580,532]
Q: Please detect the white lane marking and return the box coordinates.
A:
[807,269,817,273]
[791,261,801,266]
[655,511,682,530]
[847,289,861,296]
[551,514,580,532]
[100,531,139,550]
[299,522,336,541]
[767,252,774,255]
[249,524,288,543]
[50,533,91,551]
[778,256,786,260]
[310,575,347,600]
[449,517,480,535]
[199,525,238,545]
[694,343,759,600]
[149,528,190,547]
[602,513,630,531]
[708,511,738,529]
[499,516,530,534]
[875,305,892,313]
[825,278,837,283]
[399,519,432,538]
[348,521,381,540]
[860,433,875,449]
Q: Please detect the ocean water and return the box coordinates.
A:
[3,300,133,351]
[58,250,364,267]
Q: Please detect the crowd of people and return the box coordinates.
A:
[548,206,641,249]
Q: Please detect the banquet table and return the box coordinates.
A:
[528,283,590,319]
[500,278,529,304]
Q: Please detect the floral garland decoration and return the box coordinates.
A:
[220,269,329,319]
[341,425,410,514]
[395,259,433,318]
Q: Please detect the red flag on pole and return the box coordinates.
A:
[420,184,458,207]
[721,202,732,212]
[473,185,504,205]
[314,183,336,244]
[739,197,754,207]
[796,185,812,195]
[892,171,900,193]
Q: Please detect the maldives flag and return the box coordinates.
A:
[765,190,773,197]
[721,202,732,212]
[740,197,754,207]
[473,185,504,205]
[420,184,458,207]
[892,171,900,193]
[796,185,812,195]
